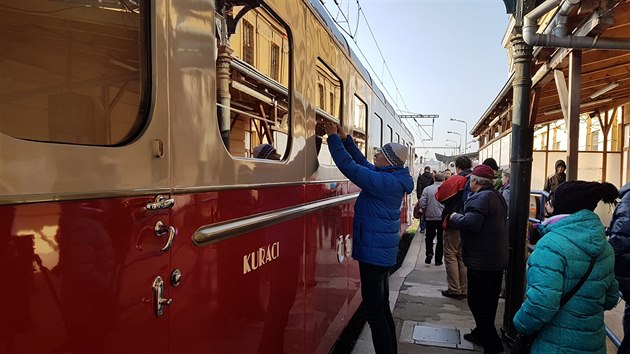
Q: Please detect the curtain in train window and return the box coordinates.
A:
[0,0,146,145]
[314,59,342,165]
[218,4,290,160]
[352,95,367,155]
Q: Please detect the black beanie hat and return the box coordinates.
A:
[550,180,618,215]
[482,158,499,171]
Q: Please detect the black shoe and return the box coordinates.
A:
[441,289,466,299]
[425,255,432,264]
[463,333,483,346]
[435,261,443,266]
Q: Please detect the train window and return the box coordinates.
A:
[0,0,147,145]
[352,95,367,155]
[314,59,342,165]
[219,5,291,159]
[396,133,400,144]
[374,113,383,148]
[387,125,393,143]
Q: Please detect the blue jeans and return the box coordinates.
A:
[360,262,397,354]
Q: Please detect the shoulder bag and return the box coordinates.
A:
[511,256,597,354]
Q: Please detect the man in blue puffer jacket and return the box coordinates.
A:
[609,181,630,354]
[513,181,619,353]
[325,122,414,354]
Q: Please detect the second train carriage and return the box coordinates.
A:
[0,0,414,352]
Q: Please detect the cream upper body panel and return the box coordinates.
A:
[0,0,171,204]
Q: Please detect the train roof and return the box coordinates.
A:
[306,0,406,138]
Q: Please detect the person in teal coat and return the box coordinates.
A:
[513,180,620,353]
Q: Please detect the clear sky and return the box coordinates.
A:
[322,0,511,159]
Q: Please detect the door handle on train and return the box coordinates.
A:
[146,195,175,210]
[336,235,345,263]
[152,276,172,317]
[154,221,176,252]
[344,234,352,257]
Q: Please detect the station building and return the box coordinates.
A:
[473,2,630,192]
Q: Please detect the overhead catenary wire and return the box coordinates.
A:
[319,0,409,114]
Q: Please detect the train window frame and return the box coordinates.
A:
[387,124,393,143]
[219,3,292,162]
[0,0,150,146]
[314,58,343,166]
[351,95,368,156]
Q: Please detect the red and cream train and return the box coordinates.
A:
[0,0,414,352]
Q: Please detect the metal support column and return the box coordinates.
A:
[217,6,233,150]
[566,51,582,180]
[502,1,535,337]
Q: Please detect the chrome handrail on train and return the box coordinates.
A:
[526,192,622,349]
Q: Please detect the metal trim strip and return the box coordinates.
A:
[0,188,172,206]
[192,193,358,246]
[172,179,349,193]
[0,180,352,205]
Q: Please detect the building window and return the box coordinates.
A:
[0,1,147,145]
[318,84,325,109]
[243,20,255,66]
[270,43,280,81]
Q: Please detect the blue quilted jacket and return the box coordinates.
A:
[328,135,414,267]
[513,210,619,353]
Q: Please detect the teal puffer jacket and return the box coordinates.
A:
[513,210,619,353]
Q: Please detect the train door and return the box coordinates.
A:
[304,181,350,354]
[165,0,308,353]
[0,0,173,352]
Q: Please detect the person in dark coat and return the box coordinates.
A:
[449,164,508,353]
[325,122,414,354]
[417,166,434,198]
[416,166,434,232]
[543,159,566,193]
[609,181,630,354]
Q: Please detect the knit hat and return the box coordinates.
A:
[471,164,495,180]
[381,143,408,166]
[253,144,278,159]
[482,158,499,171]
[550,180,618,215]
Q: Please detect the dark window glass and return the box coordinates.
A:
[0,0,146,145]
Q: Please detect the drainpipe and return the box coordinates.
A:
[523,0,630,50]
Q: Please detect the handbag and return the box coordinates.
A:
[413,202,423,219]
[511,256,596,354]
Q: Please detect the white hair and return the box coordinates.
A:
[470,175,493,186]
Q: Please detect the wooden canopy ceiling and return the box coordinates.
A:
[473,0,630,137]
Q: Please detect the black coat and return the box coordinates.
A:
[416,171,434,199]
[609,182,630,297]
[449,186,508,271]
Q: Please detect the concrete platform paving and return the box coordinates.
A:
[350,229,625,354]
